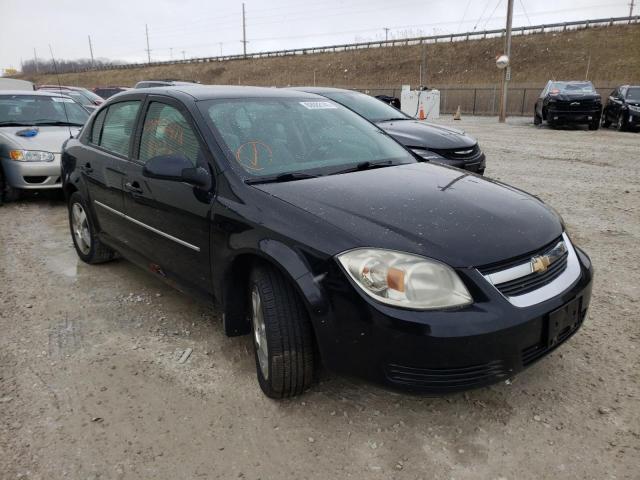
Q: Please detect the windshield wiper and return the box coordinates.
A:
[328,160,396,176]
[0,121,36,127]
[376,117,410,122]
[245,171,320,184]
[33,120,84,127]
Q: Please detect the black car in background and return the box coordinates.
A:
[290,87,486,174]
[601,85,640,131]
[534,81,602,130]
[93,86,131,99]
[61,86,592,398]
[134,80,199,89]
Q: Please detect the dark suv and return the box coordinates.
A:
[534,81,602,130]
[61,86,592,398]
[601,85,640,131]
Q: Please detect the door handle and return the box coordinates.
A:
[124,181,143,194]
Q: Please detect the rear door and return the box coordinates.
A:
[82,98,143,244]
[120,96,214,297]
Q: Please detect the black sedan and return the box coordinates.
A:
[534,80,602,130]
[61,86,592,398]
[290,87,486,174]
[601,85,640,131]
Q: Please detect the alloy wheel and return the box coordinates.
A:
[71,203,91,255]
[251,286,269,379]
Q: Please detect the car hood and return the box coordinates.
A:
[253,163,563,268]
[377,119,476,149]
[0,126,79,153]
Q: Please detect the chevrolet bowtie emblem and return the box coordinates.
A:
[531,255,552,273]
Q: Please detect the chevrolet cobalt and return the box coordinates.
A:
[61,86,593,398]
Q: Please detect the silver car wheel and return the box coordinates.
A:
[251,286,269,379]
[71,203,91,255]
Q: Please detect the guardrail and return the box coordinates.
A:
[35,15,640,75]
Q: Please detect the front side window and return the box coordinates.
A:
[139,102,201,165]
[99,101,141,157]
[199,98,415,179]
[0,94,89,126]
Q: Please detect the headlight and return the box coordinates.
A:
[337,249,472,310]
[629,105,640,113]
[9,150,55,162]
[410,148,445,161]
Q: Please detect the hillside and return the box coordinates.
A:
[21,23,640,91]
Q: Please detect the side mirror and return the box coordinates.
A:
[143,154,211,188]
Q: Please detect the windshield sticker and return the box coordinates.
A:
[299,101,337,110]
[52,97,75,103]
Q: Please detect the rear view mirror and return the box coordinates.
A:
[143,154,210,188]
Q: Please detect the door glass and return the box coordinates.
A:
[90,108,107,144]
[100,101,141,157]
[139,102,201,165]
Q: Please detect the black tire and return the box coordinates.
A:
[533,111,541,125]
[68,191,116,264]
[249,265,316,398]
[616,112,627,132]
[0,170,21,204]
[588,118,599,131]
[601,112,611,128]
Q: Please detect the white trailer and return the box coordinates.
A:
[400,86,440,120]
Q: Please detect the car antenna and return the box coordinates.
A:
[48,44,73,139]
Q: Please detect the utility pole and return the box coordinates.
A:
[88,35,95,67]
[170,47,173,60]
[498,0,514,123]
[145,24,151,64]
[219,42,223,56]
[34,48,39,73]
[630,0,636,22]
[182,50,186,60]
[242,3,247,58]
[383,27,390,41]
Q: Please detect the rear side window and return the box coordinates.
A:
[139,102,201,165]
[99,101,141,157]
[90,108,107,144]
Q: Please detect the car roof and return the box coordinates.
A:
[39,85,85,90]
[288,86,356,95]
[0,89,71,98]
[123,85,324,101]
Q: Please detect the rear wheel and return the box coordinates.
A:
[68,191,116,264]
[249,265,316,398]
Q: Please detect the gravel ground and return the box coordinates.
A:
[1,117,639,480]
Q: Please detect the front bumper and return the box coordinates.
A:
[437,151,486,174]
[0,154,62,189]
[312,245,593,393]
[547,108,600,125]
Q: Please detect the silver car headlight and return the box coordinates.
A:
[337,249,472,310]
[410,148,445,161]
[9,150,55,162]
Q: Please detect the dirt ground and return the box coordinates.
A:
[1,117,639,480]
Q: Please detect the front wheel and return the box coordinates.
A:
[249,265,317,398]
[68,191,116,264]
[533,111,542,125]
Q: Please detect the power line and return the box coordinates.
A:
[483,0,504,31]
[457,0,473,32]
[518,0,532,25]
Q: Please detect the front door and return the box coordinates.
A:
[120,97,214,298]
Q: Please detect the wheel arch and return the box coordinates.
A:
[220,240,328,337]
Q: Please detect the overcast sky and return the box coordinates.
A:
[0,0,632,71]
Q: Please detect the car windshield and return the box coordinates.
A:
[550,82,596,94]
[199,98,415,179]
[0,95,89,126]
[626,87,640,101]
[321,91,410,122]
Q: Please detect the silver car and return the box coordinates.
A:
[0,90,89,202]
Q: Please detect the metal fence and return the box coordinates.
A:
[32,15,640,75]
[352,85,618,117]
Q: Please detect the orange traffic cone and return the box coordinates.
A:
[418,104,426,120]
